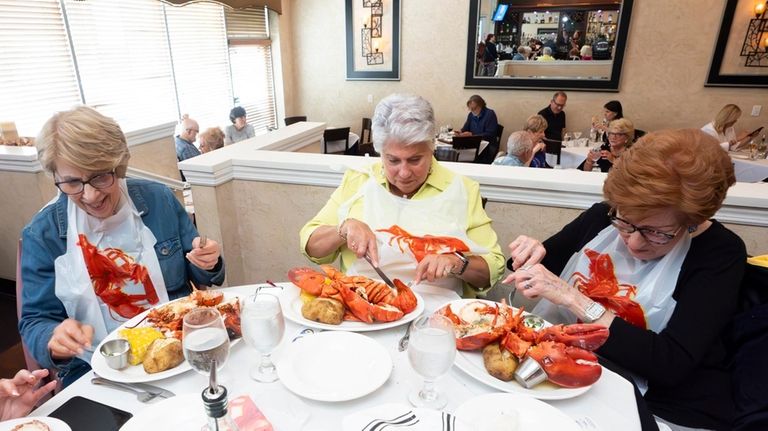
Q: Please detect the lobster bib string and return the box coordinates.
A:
[532,225,691,334]
[54,180,169,362]
[338,164,488,296]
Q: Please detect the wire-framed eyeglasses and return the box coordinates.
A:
[608,208,682,245]
[55,172,115,195]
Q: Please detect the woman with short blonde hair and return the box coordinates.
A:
[199,127,225,153]
[21,106,225,388]
[523,115,548,168]
[582,118,636,173]
[506,129,745,429]
[701,104,750,151]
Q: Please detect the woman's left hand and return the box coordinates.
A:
[0,369,57,421]
[505,263,575,306]
[186,236,221,270]
[414,253,462,284]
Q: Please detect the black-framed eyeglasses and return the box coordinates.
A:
[551,99,566,109]
[55,172,115,195]
[607,132,627,138]
[607,208,682,245]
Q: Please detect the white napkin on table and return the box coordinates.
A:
[342,403,471,431]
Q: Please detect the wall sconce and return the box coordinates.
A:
[741,2,768,67]
[361,0,384,65]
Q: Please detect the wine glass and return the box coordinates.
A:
[573,131,583,141]
[241,293,285,382]
[589,146,603,172]
[182,308,230,376]
[407,315,456,409]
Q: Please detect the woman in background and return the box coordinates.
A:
[199,127,225,153]
[701,104,751,151]
[224,106,256,145]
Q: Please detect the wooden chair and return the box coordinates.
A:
[495,124,504,151]
[357,143,379,157]
[543,137,562,165]
[434,146,460,162]
[323,127,350,154]
[360,118,373,146]
[284,116,307,126]
[451,135,483,162]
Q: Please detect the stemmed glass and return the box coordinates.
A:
[182,308,230,376]
[407,315,456,409]
[241,293,285,382]
[573,131,583,143]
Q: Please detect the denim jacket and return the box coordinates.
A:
[18,179,225,386]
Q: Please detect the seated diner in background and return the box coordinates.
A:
[701,104,753,151]
[19,106,225,387]
[174,116,200,162]
[580,118,635,173]
[0,369,58,421]
[538,91,567,144]
[593,100,624,140]
[493,131,535,167]
[300,93,505,297]
[522,114,549,168]
[199,127,225,154]
[457,94,499,144]
[536,46,556,61]
[224,106,256,145]
[506,129,746,430]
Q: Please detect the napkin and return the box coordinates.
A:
[342,403,470,431]
[747,255,768,268]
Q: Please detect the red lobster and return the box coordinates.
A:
[78,234,159,319]
[376,225,470,262]
[288,265,418,323]
[436,301,609,388]
[569,249,647,329]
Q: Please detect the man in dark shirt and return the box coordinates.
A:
[537,91,567,142]
[458,94,499,163]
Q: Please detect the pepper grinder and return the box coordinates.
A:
[202,359,239,431]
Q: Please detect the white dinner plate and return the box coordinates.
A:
[281,284,424,332]
[441,299,595,400]
[91,292,242,383]
[454,393,579,431]
[0,416,71,431]
[277,331,392,402]
[119,393,204,431]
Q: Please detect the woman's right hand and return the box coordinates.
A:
[504,235,546,277]
[48,319,94,360]
[340,218,380,266]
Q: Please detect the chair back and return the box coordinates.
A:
[543,138,562,165]
[323,127,350,154]
[358,143,379,157]
[361,118,373,145]
[434,146,460,162]
[284,116,307,126]
[495,124,504,150]
[633,129,647,140]
[451,136,482,161]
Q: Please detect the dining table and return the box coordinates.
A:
[29,283,642,431]
[558,145,768,182]
[435,136,490,163]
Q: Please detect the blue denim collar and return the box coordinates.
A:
[53,180,150,239]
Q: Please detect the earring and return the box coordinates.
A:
[687,225,697,233]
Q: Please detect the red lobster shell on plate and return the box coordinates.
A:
[146,289,242,340]
[288,265,418,323]
[436,300,609,388]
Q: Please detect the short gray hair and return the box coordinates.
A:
[506,131,534,157]
[371,94,436,152]
[542,47,553,56]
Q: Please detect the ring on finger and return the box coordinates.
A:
[523,282,533,290]
[521,265,533,271]
[350,241,357,248]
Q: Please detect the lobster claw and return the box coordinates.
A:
[287,267,328,296]
[536,323,610,351]
[525,341,602,388]
[390,279,418,314]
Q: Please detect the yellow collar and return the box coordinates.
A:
[373,158,453,197]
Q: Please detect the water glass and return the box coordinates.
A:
[573,131,583,141]
[407,315,456,409]
[182,308,230,376]
[241,293,285,382]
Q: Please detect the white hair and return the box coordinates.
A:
[506,131,534,157]
[542,47,553,56]
[371,93,436,152]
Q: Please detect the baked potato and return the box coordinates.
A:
[301,297,344,325]
[482,342,519,381]
[143,338,184,374]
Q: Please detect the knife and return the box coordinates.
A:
[363,254,397,291]
[92,376,176,399]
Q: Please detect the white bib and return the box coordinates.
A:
[533,225,691,333]
[339,166,487,296]
[54,180,169,362]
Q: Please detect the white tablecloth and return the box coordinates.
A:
[322,132,360,154]
[435,140,490,162]
[31,284,641,431]
[560,146,768,182]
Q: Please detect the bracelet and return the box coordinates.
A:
[337,220,348,241]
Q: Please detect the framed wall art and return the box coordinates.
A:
[345,0,401,80]
[706,0,768,87]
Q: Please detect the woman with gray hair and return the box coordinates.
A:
[493,131,535,166]
[300,94,504,296]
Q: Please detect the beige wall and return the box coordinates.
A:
[282,0,768,148]
[128,136,182,181]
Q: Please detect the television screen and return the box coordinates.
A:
[492,4,508,21]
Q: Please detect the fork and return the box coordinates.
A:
[574,416,600,430]
[362,411,418,431]
[91,377,159,403]
[397,323,412,352]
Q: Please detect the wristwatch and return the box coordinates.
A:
[583,300,607,323]
[450,252,469,276]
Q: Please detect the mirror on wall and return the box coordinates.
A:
[465,0,634,91]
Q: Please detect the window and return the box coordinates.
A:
[0,0,81,136]
[164,3,233,130]
[63,0,178,132]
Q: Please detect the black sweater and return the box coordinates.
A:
[541,203,746,430]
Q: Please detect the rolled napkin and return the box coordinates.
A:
[342,403,470,431]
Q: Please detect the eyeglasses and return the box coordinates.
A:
[55,172,115,195]
[552,100,566,109]
[607,132,627,138]
[608,208,682,245]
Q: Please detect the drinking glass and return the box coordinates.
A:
[563,133,572,147]
[241,293,285,382]
[407,315,456,409]
[748,140,758,160]
[182,308,230,376]
[589,146,602,172]
[573,131,583,141]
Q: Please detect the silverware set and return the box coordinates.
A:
[362,411,418,430]
[91,376,175,403]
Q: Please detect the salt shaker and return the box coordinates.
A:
[202,360,239,431]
